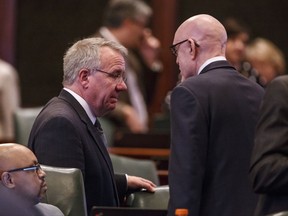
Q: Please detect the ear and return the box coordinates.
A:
[188,38,197,60]
[1,172,15,189]
[78,68,90,88]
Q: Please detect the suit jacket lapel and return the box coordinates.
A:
[58,89,117,182]
[58,89,120,205]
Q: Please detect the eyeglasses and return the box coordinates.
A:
[7,163,42,173]
[170,38,200,56]
[91,68,127,84]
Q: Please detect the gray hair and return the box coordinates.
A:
[103,0,152,27]
[62,37,127,86]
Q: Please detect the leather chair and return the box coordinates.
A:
[14,107,42,145]
[110,153,160,185]
[126,185,169,210]
[41,165,88,216]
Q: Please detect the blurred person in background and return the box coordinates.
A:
[223,17,249,70]
[246,37,286,87]
[0,59,20,142]
[93,0,163,133]
[222,17,262,85]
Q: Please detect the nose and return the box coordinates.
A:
[235,40,245,51]
[176,56,179,65]
[116,80,128,91]
[38,168,46,179]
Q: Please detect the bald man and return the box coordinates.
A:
[0,143,63,216]
[168,14,264,216]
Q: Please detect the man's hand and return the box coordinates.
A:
[127,175,156,192]
[139,28,161,69]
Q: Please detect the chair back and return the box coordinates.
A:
[14,107,42,145]
[126,185,169,210]
[110,153,160,185]
[41,165,87,216]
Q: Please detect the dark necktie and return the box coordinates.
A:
[94,118,109,147]
[94,119,103,134]
[94,119,118,205]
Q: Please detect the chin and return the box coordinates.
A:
[100,108,115,116]
[108,103,117,110]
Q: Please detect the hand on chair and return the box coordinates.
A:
[127,175,156,192]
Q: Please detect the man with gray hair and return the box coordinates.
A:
[28,37,156,213]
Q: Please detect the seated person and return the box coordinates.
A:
[0,143,64,216]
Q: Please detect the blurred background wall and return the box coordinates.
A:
[0,0,287,116]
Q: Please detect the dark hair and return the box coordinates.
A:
[103,0,152,28]
[222,17,250,38]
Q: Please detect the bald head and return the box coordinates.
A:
[172,14,227,79]
[0,143,46,208]
[0,144,47,215]
[0,143,37,172]
[175,14,227,56]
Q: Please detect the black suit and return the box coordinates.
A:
[250,75,288,215]
[28,89,127,212]
[168,60,264,216]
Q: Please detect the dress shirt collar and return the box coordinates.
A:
[99,27,119,42]
[197,56,227,75]
[63,88,96,124]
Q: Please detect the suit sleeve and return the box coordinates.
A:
[168,85,208,216]
[31,117,85,176]
[250,77,288,195]
[114,173,128,203]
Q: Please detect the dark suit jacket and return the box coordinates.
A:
[28,89,127,212]
[168,61,264,216]
[250,75,288,216]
